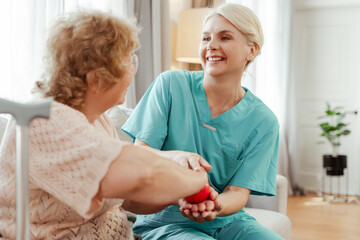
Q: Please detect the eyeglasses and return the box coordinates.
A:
[130,53,138,73]
[81,54,138,81]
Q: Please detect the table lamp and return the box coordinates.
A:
[176,8,211,65]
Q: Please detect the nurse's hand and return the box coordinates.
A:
[171,151,212,172]
[179,186,222,223]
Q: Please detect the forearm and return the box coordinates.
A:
[217,186,250,217]
[98,145,208,205]
[122,200,167,214]
[134,138,178,158]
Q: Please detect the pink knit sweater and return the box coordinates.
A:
[0,102,133,239]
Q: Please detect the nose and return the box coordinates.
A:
[207,38,219,51]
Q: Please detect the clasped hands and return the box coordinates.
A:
[170,151,222,223]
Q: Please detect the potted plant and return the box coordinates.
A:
[318,103,357,176]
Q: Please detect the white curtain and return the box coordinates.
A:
[227,0,294,193]
[0,0,130,103]
[127,0,171,108]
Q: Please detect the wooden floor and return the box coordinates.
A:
[287,194,360,240]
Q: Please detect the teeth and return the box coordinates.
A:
[208,57,223,61]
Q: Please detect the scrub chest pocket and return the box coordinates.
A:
[209,141,244,192]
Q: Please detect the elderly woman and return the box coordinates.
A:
[0,11,209,239]
[122,3,283,240]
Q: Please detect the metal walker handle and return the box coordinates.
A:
[0,98,52,240]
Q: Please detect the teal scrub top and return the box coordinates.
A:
[122,70,279,228]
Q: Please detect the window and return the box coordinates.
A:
[0,0,128,102]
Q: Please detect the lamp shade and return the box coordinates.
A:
[176,8,211,64]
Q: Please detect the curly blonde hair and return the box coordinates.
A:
[35,11,139,110]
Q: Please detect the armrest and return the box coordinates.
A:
[245,174,288,215]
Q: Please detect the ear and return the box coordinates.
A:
[85,70,100,93]
[247,44,258,61]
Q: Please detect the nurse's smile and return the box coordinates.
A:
[207,56,225,63]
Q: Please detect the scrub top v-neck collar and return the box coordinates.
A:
[192,73,253,128]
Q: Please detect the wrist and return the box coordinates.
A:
[215,195,225,217]
[156,150,177,159]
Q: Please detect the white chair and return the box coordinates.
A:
[245,175,291,239]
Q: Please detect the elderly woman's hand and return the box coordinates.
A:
[178,186,221,223]
[134,138,212,172]
[171,151,212,172]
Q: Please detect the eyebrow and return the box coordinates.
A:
[202,30,235,35]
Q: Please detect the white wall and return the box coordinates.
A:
[169,0,192,69]
[290,0,360,195]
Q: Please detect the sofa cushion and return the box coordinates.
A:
[107,106,132,142]
[245,207,291,240]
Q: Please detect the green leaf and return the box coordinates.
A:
[319,122,329,127]
[320,123,338,130]
[326,110,334,116]
[342,130,350,135]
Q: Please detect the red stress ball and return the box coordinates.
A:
[184,183,211,204]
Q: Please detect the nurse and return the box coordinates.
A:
[122,3,282,240]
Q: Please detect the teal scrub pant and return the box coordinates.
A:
[133,218,284,240]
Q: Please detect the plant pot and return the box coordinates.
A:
[323,154,347,176]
